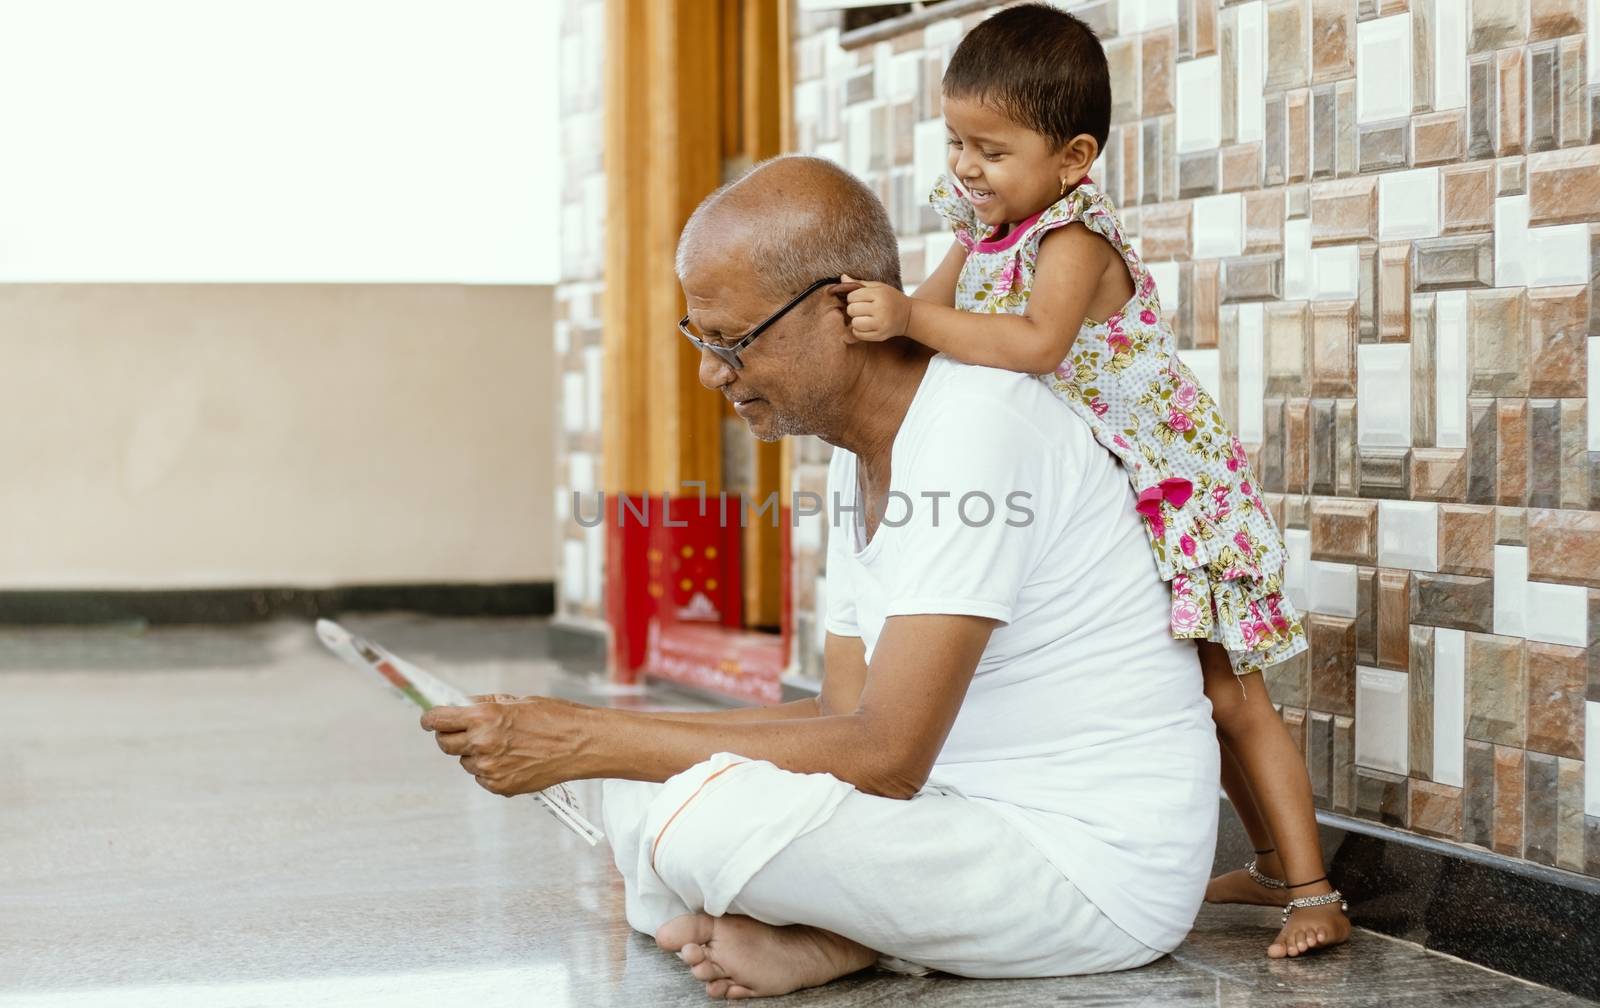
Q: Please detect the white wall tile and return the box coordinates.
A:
[1434,628,1466,787]
[1591,338,1600,452]
[1283,527,1312,613]
[913,118,949,195]
[1378,168,1441,241]
[815,140,845,169]
[562,539,585,606]
[1148,261,1181,307]
[1237,302,1265,443]
[1589,702,1600,816]
[1176,56,1223,153]
[1236,2,1265,143]
[1283,217,1312,300]
[554,485,569,523]
[562,372,585,433]
[1358,14,1414,123]
[923,228,955,265]
[1357,343,1412,447]
[845,104,874,176]
[1591,0,1600,85]
[1307,560,1359,617]
[1311,243,1360,299]
[1378,501,1440,571]
[1493,544,1528,637]
[889,51,920,102]
[1525,580,1589,647]
[1494,195,1529,287]
[583,346,603,432]
[553,319,570,355]
[1193,193,1245,259]
[1434,0,1468,109]
[1356,665,1410,774]
[568,451,596,495]
[1181,349,1222,400]
[1527,224,1591,286]
[584,523,604,604]
[1434,292,1469,450]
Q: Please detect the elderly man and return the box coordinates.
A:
[422,156,1218,999]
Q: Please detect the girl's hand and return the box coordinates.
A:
[842,274,913,342]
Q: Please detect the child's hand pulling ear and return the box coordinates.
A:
[841,274,913,343]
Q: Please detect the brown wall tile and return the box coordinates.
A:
[1245,188,1285,252]
[1195,0,1219,55]
[1525,749,1561,865]
[1529,0,1584,40]
[1311,0,1356,82]
[1466,633,1527,746]
[1413,448,1469,501]
[1309,612,1359,714]
[1496,48,1526,157]
[1356,565,1379,665]
[1528,42,1560,154]
[1441,163,1496,233]
[1221,254,1285,301]
[1468,399,1499,504]
[1311,299,1359,395]
[1471,0,1527,52]
[1410,571,1495,632]
[1410,0,1434,111]
[1359,119,1411,173]
[1266,302,1310,396]
[1412,294,1437,446]
[1359,447,1413,498]
[1410,623,1435,778]
[1496,398,1530,507]
[1312,398,1337,495]
[1438,504,1496,576]
[1311,497,1378,563]
[1526,285,1589,396]
[1141,203,1193,261]
[1192,260,1221,347]
[1468,290,1529,396]
[1528,509,1600,588]
[1282,704,1307,754]
[1311,177,1378,244]
[1411,780,1464,839]
[1559,400,1589,510]
[1526,641,1586,759]
[1286,398,1312,493]
[1288,88,1311,184]
[1531,399,1561,509]
[1269,648,1311,707]
[1497,505,1529,545]
[1356,767,1410,827]
[1464,738,1496,846]
[1333,714,1356,813]
[1413,234,1494,290]
[1221,143,1263,192]
[1266,93,1288,187]
[1557,38,1585,149]
[1267,0,1310,90]
[1492,744,1526,857]
[1497,156,1527,196]
[1377,569,1411,669]
[1556,757,1586,871]
[1307,707,1333,808]
[1358,242,1380,340]
[1528,147,1600,226]
[1467,53,1498,159]
[1412,109,1465,166]
[1378,242,1411,341]
[1335,79,1358,175]
[1144,29,1177,118]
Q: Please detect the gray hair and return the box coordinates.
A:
[675,156,903,298]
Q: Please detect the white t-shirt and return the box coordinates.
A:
[824,354,1219,953]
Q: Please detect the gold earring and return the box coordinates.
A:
[1058,177,1067,197]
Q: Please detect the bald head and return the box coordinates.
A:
[676,156,902,300]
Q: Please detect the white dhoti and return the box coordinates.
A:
[601,752,1162,979]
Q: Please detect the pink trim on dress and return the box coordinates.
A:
[973,209,1043,253]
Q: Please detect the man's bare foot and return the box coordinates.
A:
[656,912,878,999]
[1268,900,1351,959]
[1205,852,1289,907]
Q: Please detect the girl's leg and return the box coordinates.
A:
[1205,738,1287,903]
[1199,641,1351,958]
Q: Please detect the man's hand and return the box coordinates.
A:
[842,274,913,342]
[420,696,586,797]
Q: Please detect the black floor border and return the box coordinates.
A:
[1215,797,1600,999]
[0,582,555,626]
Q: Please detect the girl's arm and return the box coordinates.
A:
[845,223,1119,375]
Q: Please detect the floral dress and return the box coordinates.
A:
[930,174,1307,675]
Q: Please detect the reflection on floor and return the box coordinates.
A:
[0,616,1585,1007]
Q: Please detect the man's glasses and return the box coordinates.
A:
[678,276,841,370]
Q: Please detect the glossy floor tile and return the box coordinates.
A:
[0,617,1587,1007]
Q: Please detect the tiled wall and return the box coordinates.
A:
[555,0,608,628]
[789,0,1600,878]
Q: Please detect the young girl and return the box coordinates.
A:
[842,3,1350,959]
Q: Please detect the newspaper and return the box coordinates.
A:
[315,619,603,845]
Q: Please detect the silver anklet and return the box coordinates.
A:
[1281,890,1348,924]
[1246,857,1287,890]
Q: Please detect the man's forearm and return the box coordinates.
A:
[572,703,913,798]
[624,696,821,725]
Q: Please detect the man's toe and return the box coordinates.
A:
[658,912,716,953]
[706,978,733,999]
[691,958,730,982]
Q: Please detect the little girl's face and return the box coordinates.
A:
[942,95,1072,228]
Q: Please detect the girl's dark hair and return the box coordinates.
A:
[942,3,1112,153]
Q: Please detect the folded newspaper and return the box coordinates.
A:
[315,619,603,845]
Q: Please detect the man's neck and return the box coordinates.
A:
[821,341,935,475]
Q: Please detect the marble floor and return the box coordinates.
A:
[0,616,1588,1007]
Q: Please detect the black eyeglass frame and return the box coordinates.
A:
[678,275,842,370]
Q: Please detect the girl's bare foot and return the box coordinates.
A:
[656,912,879,999]
[1205,851,1289,907]
[1269,901,1352,958]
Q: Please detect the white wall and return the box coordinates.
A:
[0,284,556,588]
[0,0,561,283]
